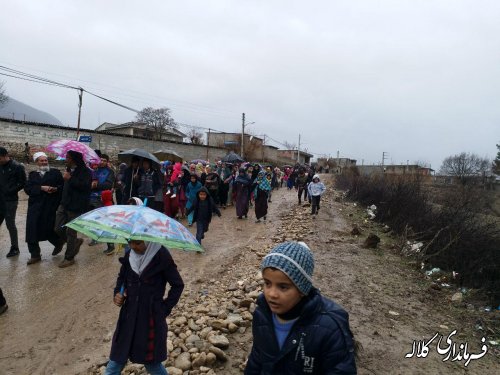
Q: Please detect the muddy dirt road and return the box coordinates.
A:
[0,175,498,374]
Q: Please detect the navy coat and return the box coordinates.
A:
[186,187,221,224]
[109,247,184,364]
[245,289,357,374]
[24,169,63,243]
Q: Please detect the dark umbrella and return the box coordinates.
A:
[118,148,161,166]
[153,149,183,163]
[190,159,207,166]
[221,151,245,163]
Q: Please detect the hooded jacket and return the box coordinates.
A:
[307,175,326,197]
[0,159,26,202]
[186,186,221,224]
[245,289,356,375]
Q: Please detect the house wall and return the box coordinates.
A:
[276,150,312,165]
[0,118,226,163]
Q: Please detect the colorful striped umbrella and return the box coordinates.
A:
[66,205,203,252]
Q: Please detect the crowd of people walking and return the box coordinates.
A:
[0,145,358,375]
[0,145,325,312]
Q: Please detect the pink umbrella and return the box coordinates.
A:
[46,139,101,164]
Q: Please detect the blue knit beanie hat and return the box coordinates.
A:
[261,241,314,295]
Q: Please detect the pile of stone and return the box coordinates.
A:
[86,265,266,375]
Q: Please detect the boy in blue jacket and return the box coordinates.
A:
[245,241,356,374]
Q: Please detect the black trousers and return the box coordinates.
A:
[28,234,60,258]
[311,196,321,214]
[0,200,19,250]
[219,183,229,206]
[0,287,6,306]
[297,187,307,203]
[54,205,81,260]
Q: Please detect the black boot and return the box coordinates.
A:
[6,247,20,258]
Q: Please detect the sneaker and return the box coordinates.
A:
[27,257,42,265]
[255,219,261,223]
[52,243,64,256]
[166,189,171,195]
[88,239,98,246]
[73,238,84,256]
[58,258,75,268]
[171,194,176,198]
[6,248,20,258]
[264,216,267,221]
[0,304,8,315]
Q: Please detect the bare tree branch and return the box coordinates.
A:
[439,152,490,184]
[0,81,8,107]
[187,129,204,145]
[136,107,177,141]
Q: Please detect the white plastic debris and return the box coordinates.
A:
[425,267,441,276]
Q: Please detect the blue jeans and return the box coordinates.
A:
[196,220,208,244]
[105,360,168,375]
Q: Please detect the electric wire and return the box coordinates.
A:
[2,64,332,158]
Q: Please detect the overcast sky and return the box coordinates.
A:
[1,0,499,168]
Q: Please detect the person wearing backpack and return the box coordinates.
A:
[245,241,356,374]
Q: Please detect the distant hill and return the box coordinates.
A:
[0,97,63,125]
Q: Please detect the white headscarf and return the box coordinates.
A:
[130,197,143,206]
[33,151,47,162]
[129,241,162,276]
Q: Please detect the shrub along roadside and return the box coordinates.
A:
[336,168,500,304]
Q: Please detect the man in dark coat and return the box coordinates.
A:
[54,150,91,268]
[121,157,142,203]
[0,147,26,258]
[24,152,64,264]
[0,187,7,314]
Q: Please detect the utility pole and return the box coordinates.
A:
[241,113,245,158]
[76,88,83,141]
[382,151,389,173]
[262,135,265,163]
[382,151,388,166]
[206,128,211,161]
[297,134,301,163]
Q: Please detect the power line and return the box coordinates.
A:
[2,64,333,158]
[0,65,78,89]
[0,72,70,88]
[83,89,140,113]
[0,61,240,118]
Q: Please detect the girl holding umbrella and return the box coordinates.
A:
[105,240,184,374]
